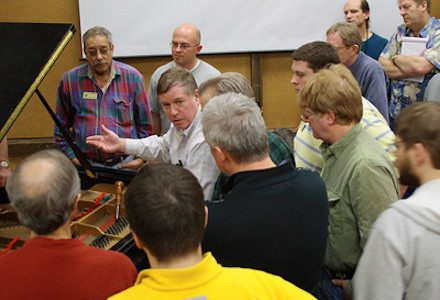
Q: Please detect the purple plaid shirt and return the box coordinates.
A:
[55,60,153,161]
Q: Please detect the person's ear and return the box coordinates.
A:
[326,111,336,125]
[196,45,202,54]
[212,146,227,163]
[204,205,208,229]
[131,230,145,250]
[352,44,360,54]
[193,88,199,104]
[69,194,81,220]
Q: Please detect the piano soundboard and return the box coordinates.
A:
[0,183,131,252]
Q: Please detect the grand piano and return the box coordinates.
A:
[0,22,148,270]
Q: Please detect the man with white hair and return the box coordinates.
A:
[0,149,137,300]
[201,92,329,298]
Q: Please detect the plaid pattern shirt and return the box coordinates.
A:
[55,60,153,161]
[211,130,294,200]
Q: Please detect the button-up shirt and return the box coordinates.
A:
[381,16,440,118]
[55,60,152,161]
[125,108,220,199]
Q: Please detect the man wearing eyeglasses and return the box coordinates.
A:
[291,41,395,174]
[299,64,399,300]
[327,22,389,123]
[148,24,220,136]
[55,26,153,171]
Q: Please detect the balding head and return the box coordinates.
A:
[6,149,80,235]
[173,24,201,44]
[171,24,202,69]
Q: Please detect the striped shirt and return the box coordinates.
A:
[55,60,153,161]
[294,97,396,173]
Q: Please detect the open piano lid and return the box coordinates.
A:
[0,23,146,268]
[0,23,135,189]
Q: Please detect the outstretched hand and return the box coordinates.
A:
[86,125,125,153]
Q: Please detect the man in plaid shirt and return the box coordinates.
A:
[55,26,152,170]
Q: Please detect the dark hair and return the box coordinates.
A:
[292,41,340,72]
[394,101,440,168]
[360,0,371,29]
[124,163,205,262]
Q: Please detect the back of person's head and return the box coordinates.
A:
[202,92,268,163]
[6,149,80,235]
[299,63,363,125]
[83,26,113,48]
[327,22,362,51]
[157,66,198,97]
[292,41,340,72]
[199,72,254,98]
[394,101,440,168]
[125,163,205,263]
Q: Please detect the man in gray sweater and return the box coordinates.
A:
[354,101,440,299]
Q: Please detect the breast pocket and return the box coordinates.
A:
[114,98,134,126]
[327,190,342,234]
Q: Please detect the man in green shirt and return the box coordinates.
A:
[298,63,399,300]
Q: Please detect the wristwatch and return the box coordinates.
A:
[0,161,9,168]
[391,54,398,64]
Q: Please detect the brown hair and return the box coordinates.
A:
[157,66,197,97]
[292,41,340,72]
[298,64,362,125]
[394,101,440,168]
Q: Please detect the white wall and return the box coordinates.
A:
[79,0,402,57]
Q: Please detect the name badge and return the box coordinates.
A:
[83,92,98,100]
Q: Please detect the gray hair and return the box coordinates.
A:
[201,92,268,163]
[6,149,80,235]
[199,72,254,99]
[83,26,113,49]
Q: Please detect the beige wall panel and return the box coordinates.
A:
[261,53,300,130]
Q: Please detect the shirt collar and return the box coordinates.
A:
[320,123,363,160]
[405,15,437,38]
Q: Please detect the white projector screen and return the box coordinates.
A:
[78,0,403,57]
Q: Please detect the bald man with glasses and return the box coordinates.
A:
[148,24,220,136]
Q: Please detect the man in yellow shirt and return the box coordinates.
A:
[109,163,315,300]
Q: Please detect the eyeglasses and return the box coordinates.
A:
[300,111,314,122]
[170,42,200,50]
[86,46,110,56]
[334,45,349,51]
